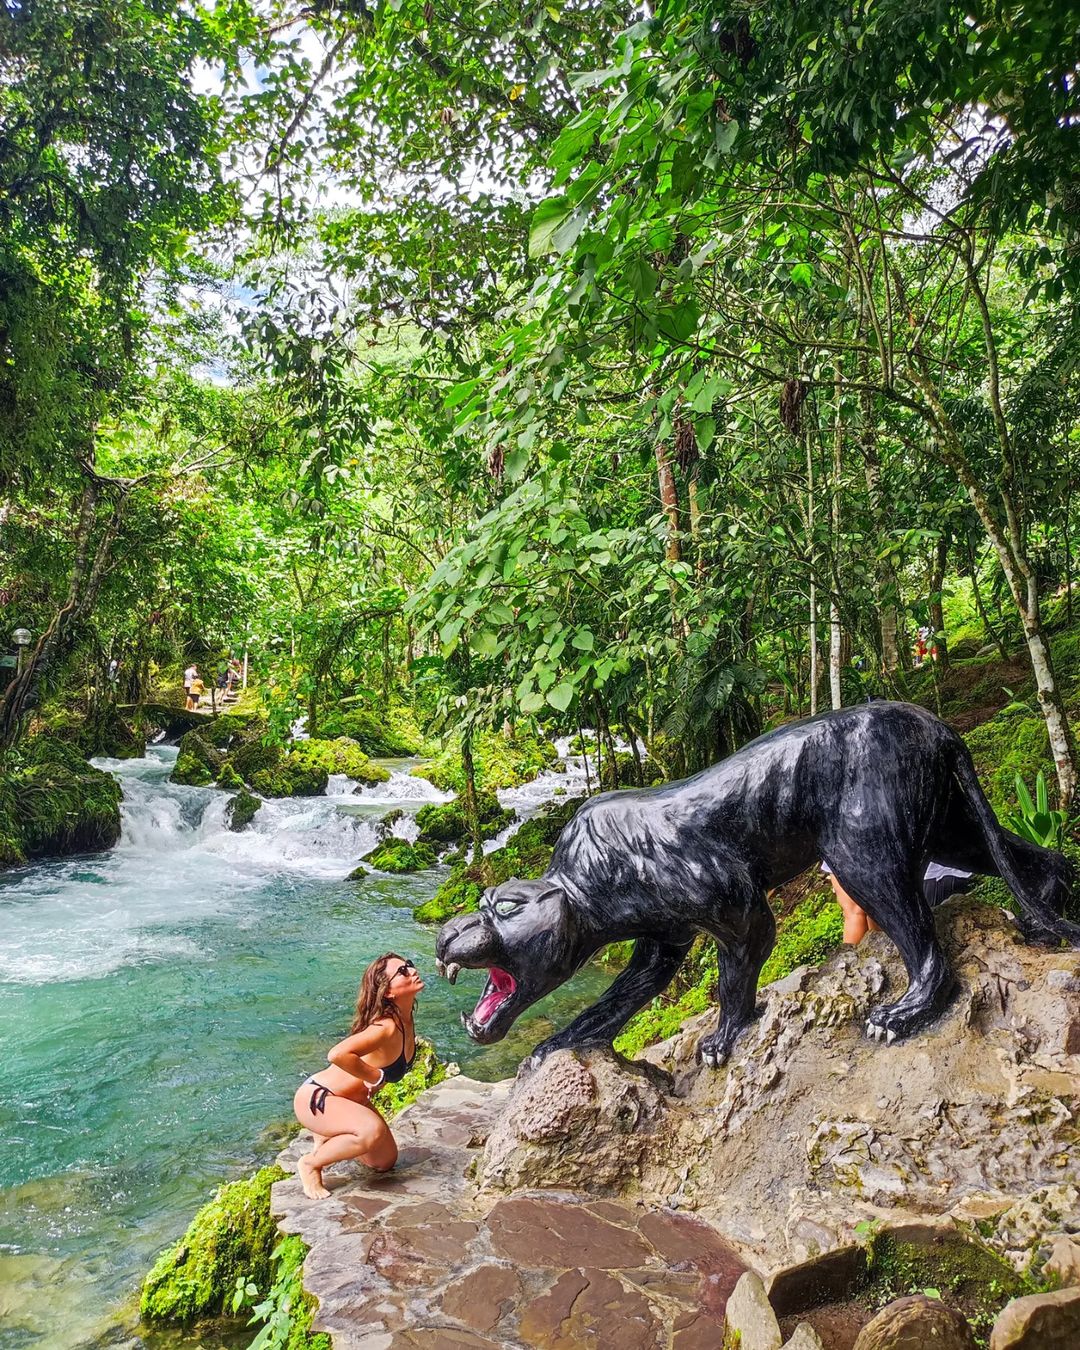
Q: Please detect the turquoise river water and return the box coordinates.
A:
[0,746,609,1348]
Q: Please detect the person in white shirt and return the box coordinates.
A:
[183,664,198,711]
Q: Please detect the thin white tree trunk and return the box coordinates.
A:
[830,599,842,710]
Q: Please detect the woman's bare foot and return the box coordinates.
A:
[298,1154,330,1200]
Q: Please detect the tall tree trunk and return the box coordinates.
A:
[655,438,681,564]
[916,376,1076,804]
[829,370,843,710]
[806,433,820,716]
[928,535,950,671]
[461,729,482,862]
[861,426,901,675]
[964,535,1007,661]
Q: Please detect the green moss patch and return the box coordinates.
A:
[411,729,557,794]
[288,737,390,785]
[318,703,426,758]
[615,882,845,1059]
[415,791,514,846]
[965,709,1054,814]
[758,886,845,986]
[2,746,122,862]
[376,1037,449,1118]
[356,837,439,874]
[863,1228,1025,1345]
[414,796,584,924]
[140,1165,287,1324]
[170,730,224,786]
[226,788,261,832]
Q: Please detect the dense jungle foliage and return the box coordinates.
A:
[3,0,1080,822]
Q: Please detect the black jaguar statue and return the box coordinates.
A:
[436,702,1078,1067]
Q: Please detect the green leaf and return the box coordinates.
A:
[546,682,575,711]
[530,198,573,257]
[471,630,500,656]
[572,629,595,651]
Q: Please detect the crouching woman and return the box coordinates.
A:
[293,952,423,1199]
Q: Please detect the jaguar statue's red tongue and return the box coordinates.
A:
[474,966,517,1024]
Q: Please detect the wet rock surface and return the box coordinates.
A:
[630,900,1077,1272]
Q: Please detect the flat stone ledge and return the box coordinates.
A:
[272,1073,751,1348]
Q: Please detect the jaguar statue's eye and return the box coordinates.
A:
[494,898,522,918]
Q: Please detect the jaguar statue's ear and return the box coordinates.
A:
[533,881,566,905]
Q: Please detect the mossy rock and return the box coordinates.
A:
[410,730,557,794]
[249,755,328,799]
[375,1037,449,1117]
[318,705,422,757]
[357,837,439,875]
[864,1228,1025,1341]
[4,752,122,861]
[226,788,261,832]
[215,761,243,789]
[0,786,27,868]
[415,791,514,846]
[229,736,281,783]
[288,737,390,785]
[414,796,585,924]
[170,730,224,787]
[139,1165,286,1324]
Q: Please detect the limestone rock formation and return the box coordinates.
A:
[988,1286,1080,1349]
[482,899,1080,1275]
[723,1270,782,1349]
[479,1050,669,1195]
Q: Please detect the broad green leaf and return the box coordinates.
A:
[546,682,574,711]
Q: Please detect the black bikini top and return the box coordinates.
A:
[380,1017,416,1084]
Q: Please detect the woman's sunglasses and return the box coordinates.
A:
[390,960,417,979]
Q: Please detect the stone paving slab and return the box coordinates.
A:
[273,1073,750,1348]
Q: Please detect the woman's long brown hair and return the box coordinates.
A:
[350,952,404,1035]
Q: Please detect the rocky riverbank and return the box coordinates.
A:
[271,897,1080,1348]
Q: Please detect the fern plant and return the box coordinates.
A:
[1002,771,1068,849]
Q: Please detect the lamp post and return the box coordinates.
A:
[12,628,31,676]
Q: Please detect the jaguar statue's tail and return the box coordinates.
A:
[950,738,1080,946]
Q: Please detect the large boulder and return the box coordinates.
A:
[0,737,122,866]
[989,1287,1080,1348]
[480,1050,670,1195]
[853,1295,977,1349]
[170,729,223,786]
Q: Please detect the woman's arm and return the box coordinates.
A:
[326,1021,396,1086]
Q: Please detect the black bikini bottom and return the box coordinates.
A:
[306,1079,333,1116]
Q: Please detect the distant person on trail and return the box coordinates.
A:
[293,952,424,1199]
[183,663,198,710]
[188,675,206,710]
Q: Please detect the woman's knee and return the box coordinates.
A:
[363,1133,398,1171]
